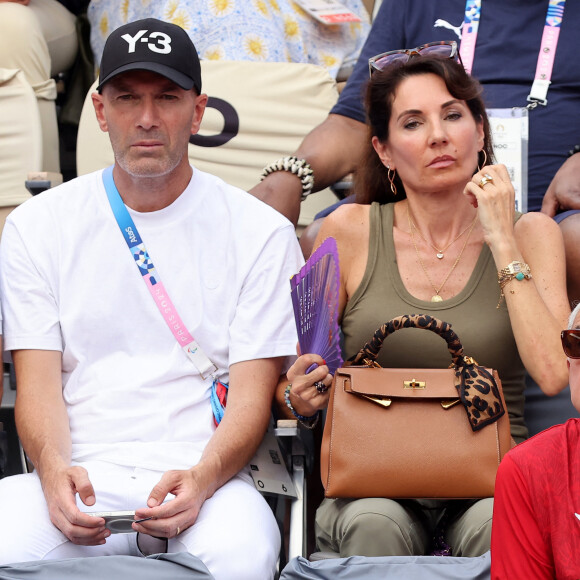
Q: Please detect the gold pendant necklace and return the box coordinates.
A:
[407,212,478,259]
[407,209,477,302]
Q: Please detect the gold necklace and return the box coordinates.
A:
[407,211,478,259]
[407,209,477,302]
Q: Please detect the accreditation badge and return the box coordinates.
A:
[487,107,529,213]
[294,0,361,24]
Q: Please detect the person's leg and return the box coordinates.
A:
[173,474,279,580]
[0,2,59,174]
[315,497,432,557]
[0,462,153,564]
[444,498,493,557]
[28,0,78,77]
[48,462,158,560]
[0,472,135,563]
[0,472,70,564]
[0,3,51,88]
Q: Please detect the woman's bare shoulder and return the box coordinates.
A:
[318,203,370,240]
[515,211,562,244]
[514,212,566,279]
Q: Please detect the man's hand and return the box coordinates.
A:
[42,465,109,545]
[133,468,208,538]
[132,358,285,539]
[541,154,580,217]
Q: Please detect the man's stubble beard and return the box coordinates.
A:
[113,147,183,179]
[109,129,186,179]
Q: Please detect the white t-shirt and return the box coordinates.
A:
[0,167,303,471]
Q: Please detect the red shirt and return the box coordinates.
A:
[491,419,580,579]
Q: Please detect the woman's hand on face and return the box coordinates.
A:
[463,164,516,248]
[286,353,333,416]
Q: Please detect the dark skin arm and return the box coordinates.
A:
[249,114,368,226]
[540,154,580,216]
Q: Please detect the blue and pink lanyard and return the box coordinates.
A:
[102,166,229,424]
[460,0,566,106]
[102,166,218,381]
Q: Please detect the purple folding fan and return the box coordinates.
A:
[290,237,343,375]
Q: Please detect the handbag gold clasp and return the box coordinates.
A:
[441,399,461,409]
[403,379,426,389]
[360,394,392,408]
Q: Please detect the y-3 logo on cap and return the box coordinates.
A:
[121,30,172,55]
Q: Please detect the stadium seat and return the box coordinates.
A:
[0,69,42,223]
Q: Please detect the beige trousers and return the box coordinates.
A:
[315,497,493,558]
[0,0,77,178]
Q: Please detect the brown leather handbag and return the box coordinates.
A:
[320,314,512,499]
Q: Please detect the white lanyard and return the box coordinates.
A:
[459,0,566,107]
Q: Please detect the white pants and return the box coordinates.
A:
[0,461,280,580]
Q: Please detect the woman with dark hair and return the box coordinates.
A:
[277,45,570,557]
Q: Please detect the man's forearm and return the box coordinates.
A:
[13,349,71,478]
[193,358,283,498]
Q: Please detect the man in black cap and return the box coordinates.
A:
[0,19,302,579]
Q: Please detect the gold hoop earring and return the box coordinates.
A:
[478,150,488,171]
[387,168,397,196]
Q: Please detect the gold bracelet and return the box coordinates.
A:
[497,261,532,308]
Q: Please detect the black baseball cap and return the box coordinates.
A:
[96,18,202,93]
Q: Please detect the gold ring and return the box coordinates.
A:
[176,526,181,536]
[478,173,493,188]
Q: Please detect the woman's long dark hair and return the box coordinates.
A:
[355,56,494,204]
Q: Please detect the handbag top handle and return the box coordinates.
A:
[350,314,464,367]
[348,314,506,432]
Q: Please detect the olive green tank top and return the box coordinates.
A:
[341,202,527,442]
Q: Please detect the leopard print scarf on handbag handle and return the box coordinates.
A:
[349,313,505,432]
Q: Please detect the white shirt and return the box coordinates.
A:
[0,167,303,470]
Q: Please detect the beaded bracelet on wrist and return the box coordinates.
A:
[568,144,580,158]
[284,383,320,429]
[260,156,314,201]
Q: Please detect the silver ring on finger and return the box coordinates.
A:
[314,381,328,394]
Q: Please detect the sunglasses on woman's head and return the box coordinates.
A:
[368,40,462,77]
[561,329,580,358]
